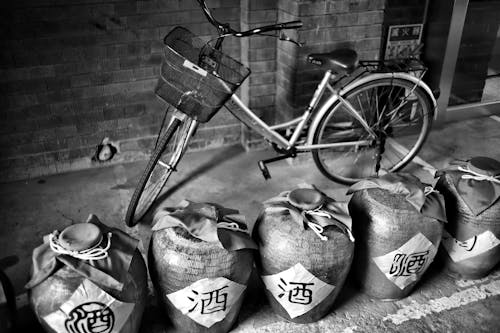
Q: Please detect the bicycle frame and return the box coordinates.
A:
[226,70,375,152]
[195,0,437,155]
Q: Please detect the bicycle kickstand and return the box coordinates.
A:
[258,153,296,180]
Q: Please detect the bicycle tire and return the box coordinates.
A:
[312,77,433,185]
[125,116,195,226]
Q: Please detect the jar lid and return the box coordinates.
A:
[287,188,324,210]
[468,157,500,177]
[58,223,103,252]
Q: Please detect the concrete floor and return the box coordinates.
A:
[1,116,500,332]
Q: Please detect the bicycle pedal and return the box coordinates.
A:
[258,160,271,180]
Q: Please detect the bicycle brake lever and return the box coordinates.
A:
[279,32,304,47]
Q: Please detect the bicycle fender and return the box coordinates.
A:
[306,72,438,146]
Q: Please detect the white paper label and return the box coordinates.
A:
[183,59,207,77]
[442,230,500,262]
[42,279,134,333]
[261,263,335,319]
[166,277,246,328]
[372,232,436,290]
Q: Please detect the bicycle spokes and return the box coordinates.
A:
[313,77,431,184]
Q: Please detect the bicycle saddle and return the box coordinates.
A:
[307,48,358,74]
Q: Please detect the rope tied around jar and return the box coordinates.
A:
[217,221,248,233]
[424,186,438,196]
[458,165,500,184]
[303,206,355,242]
[302,209,329,241]
[48,231,112,260]
[263,187,354,243]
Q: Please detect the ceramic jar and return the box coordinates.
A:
[348,173,446,299]
[149,200,256,333]
[254,187,354,323]
[435,157,500,279]
[27,215,148,333]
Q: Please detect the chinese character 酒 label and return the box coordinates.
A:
[441,230,500,262]
[372,232,436,290]
[166,277,246,328]
[42,279,134,333]
[261,263,335,319]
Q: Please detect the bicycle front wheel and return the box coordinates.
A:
[125,114,197,227]
[312,77,433,185]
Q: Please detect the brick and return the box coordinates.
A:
[354,38,381,51]
[249,48,276,61]
[249,0,277,10]
[68,147,87,160]
[0,68,29,83]
[43,77,69,92]
[357,11,384,25]
[111,69,135,83]
[103,106,124,120]
[49,102,75,116]
[277,38,299,55]
[337,13,359,26]
[250,60,277,73]
[249,94,275,108]
[30,66,56,80]
[250,83,276,97]
[350,0,385,12]
[185,22,219,37]
[301,15,338,29]
[249,36,276,49]
[250,72,276,86]
[137,0,161,13]
[277,49,297,69]
[40,114,77,129]
[158,0,187,11]
[13,52,40,67]
[22,104,51,118]
[249,10,277,23]
[299,1,349,16]
[211,7,240,20]
[347,25,382,39]
[278,0,299,16]
[123,104,147,117]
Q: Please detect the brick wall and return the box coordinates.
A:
[276,0,384,117]
[240,0,278,148]
[0,0,242,182]
[1,0,397,182]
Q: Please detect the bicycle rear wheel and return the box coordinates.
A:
[125,113,197,226]
[312,77,433,185]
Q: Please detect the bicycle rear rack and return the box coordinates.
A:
[359,58,427,78]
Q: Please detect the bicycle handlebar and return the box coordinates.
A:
[196,0,302,39]
[233,21,303,37]
[197,0,226,32]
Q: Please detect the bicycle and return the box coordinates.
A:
[125,0,437,227]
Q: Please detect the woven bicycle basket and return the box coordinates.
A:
[149,200,256,333]
[435,157,500,279]
[348,173,446,300]
[155,27,250,123]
